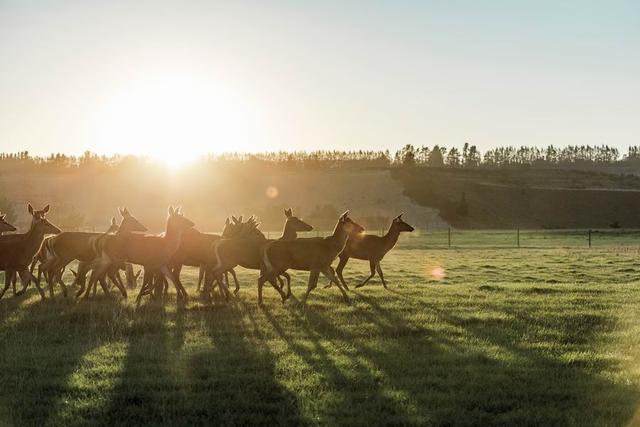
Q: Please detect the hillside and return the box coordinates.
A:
[394,167,640,229]
[0,168,446,232]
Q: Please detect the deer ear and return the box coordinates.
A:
[238,215,243,223]
[0,214,5,220]
[168,206,175,216]
[28,203,34,214]
[177,205,182,214]
[123,207,130,216]
[42,205,50,213]
[284,208,292,217]
[232,216,238,224]
[225,217,230,226]
[111,217,117,225]
[340,210,349,221]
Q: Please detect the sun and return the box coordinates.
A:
[87,70,266,168]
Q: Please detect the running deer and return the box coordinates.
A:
[0,204,61,300]
[333,214,414,289]
[88,206,194,305]
[75,207,150,299]
[258,211,363,306]
[154,216,246,298]
[39,213,146,298]
[204,209,313,301]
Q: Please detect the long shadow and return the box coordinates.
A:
[0,295,122,425]
[352,291,640,426]
[185,302,306,425]
[98,300,175,424]
[262,304,415,425]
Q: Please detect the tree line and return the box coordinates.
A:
[1,144,639,172]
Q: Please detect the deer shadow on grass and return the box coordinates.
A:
[350,291,640,426]
[0,295,123,426]
[261,303,416,426]
[185,302,306,425]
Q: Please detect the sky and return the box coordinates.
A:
[0,0,639,160]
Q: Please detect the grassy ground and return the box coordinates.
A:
[2,246,640,426]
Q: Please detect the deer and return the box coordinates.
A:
[258,211,364,306]
[0,204,61,300]
[74,208,148,299]
[203,209,313,301]
[151,216,246,299]
[86,206,195,305]
[330,214,414,290]
[37,214,146,298]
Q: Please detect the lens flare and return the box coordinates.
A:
[266,186,279,199]
[429,266,446,281]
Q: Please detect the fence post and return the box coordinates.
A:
[588,229,592,248]
[448,227,451,248]
[517,227,520,248]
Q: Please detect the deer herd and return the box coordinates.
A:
[0,204,415,307]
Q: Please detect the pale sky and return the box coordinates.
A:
[1,0,639,159]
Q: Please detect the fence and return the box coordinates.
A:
[264,228,640,249]
[43,227,640,249]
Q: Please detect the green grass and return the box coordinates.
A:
[2,246,640,426]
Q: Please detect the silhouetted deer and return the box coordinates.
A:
[76,207,148,299]
[332,214,414,289]
[101,206,195,305]
[0,204,61,300]
[153,216,246,298]
[259,211,363,306]
[33,217,118,297]
[204,209,313,301]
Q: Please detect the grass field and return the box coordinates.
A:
[2,243,640,426]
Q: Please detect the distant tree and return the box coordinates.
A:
[446,148,461,167]
[428,145,444,167]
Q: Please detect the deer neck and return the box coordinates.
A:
[279,221,297,241]
[22,225,48,260]
[163,226,186,256]
[383,225,401,249]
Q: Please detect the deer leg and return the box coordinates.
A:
[355,260,376,288]
[160,265,187,302]
[375,262,388,289]
[257,275,266,306]
[301,270,320,306]
[280,271,292,298]
[21,269,44,299]
[321,267,350,303]
[56,270,68,298]
[108,270,127,298]
[336,255,350,290]
[0,273,11,300]
[135,269,153,305]
[85,260,110,300]
[197,265,205,292]
[230,269,240,294]
[11,270,18,295]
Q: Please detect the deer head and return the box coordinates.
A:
[166,205,195,235]
[283,208,313,232]
[392,213,414,232]
[27,203,61,235]
[0,213,16,233]
[118,207,147,233]
[336,210,364,236]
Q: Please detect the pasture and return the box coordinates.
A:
[2,239,640,426]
